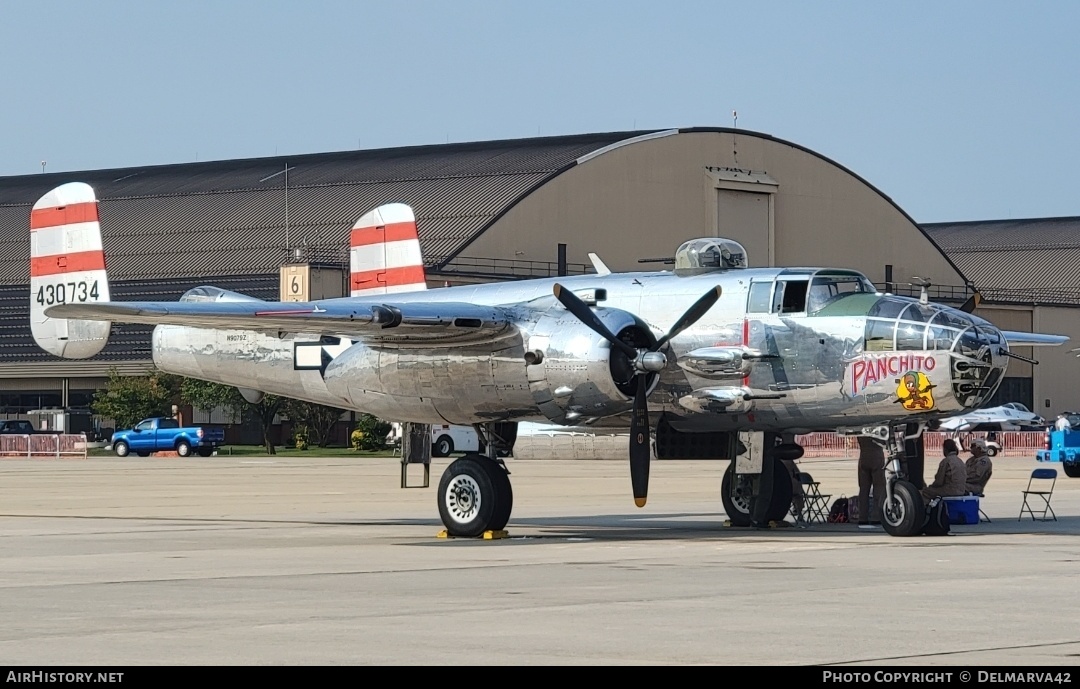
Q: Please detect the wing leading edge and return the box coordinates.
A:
[46,300,517,346]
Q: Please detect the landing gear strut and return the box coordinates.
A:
[436,422,515,537]
[861,424,926,537]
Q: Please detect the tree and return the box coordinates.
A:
[92,369,182,430]
[281,399,347,448]
[180,379,283,455]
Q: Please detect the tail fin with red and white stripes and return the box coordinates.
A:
[29,182,112,359]
[349,203,427,297]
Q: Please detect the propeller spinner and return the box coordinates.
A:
[553,284,722,507]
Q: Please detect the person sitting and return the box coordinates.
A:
[965,438,993,496]
[1054,414,1072,432]
[921,439,966,502]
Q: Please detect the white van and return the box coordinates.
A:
[431,424,480,457]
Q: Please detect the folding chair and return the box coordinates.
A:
[1019,468,1057,522]
[796,472,832,523]
[969,493,992,523]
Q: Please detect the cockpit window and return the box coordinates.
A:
[773,280,808,314]
[807,274,876,314]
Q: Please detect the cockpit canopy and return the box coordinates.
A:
[674,238,747,276]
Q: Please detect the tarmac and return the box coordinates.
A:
[0,453,1078,666]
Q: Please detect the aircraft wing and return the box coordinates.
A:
[1001,331,1069,346]
[46,300,517,346]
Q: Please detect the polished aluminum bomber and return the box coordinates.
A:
[145,264,1013,434]
[35,181,1068,538]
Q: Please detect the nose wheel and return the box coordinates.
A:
[437,454,513,538]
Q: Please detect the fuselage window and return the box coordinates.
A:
[747,282,772,313]
[896,321,927,350]
[865,318,895,351]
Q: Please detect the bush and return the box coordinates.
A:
[353,414,391,451]
[293,426,309,451]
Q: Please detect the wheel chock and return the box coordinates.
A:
[722,520,793,529]
[436,529,510,540]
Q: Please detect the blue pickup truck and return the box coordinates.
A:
[111,418,225,458]
[1036,429,1080,478]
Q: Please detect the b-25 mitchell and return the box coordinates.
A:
[30,182,1067,537]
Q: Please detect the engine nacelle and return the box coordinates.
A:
[522,304,658,424]
[180,286,264,303]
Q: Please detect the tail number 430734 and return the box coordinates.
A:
[35,280,100,306]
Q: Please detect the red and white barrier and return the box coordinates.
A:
[0,434,88,458]
[795,431,1045,458]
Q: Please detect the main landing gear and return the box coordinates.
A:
[721,432,799,527]
[436,422,515,538]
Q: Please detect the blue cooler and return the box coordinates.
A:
[943,496,979,525]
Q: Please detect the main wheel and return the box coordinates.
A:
[721,461,793,526]
[1063,462,1080,478]
[176,440,192,457]
[438,456,509,537]
[880,480,925,537]
[114,441,130,457]
[433,436,454,458]
[481,459,514,531]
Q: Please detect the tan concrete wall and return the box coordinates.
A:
[1030,305,1080,417]
[461,130,966,287]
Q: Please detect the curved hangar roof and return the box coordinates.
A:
[0,127,945,366]
[0,131,642,283]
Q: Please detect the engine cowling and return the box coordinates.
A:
[522,304,659,424]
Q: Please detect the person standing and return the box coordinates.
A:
[857,436,887,529]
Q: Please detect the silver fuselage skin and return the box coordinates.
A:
[151,267,1010,433]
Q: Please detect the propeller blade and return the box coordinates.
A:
[630,374,650,507]
[958,291,982,313]
[553,283,638,358]
[654,285,722,351]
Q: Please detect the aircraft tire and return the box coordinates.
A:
[437,455,501,538]
[114,441,130,457]
[1063,462,1080,478]
[176,440,192,457]
[880,480,924,537]
[721,461,792,526]
[478,456,513,531]
[433,436,454,458]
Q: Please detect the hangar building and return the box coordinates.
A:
[0,127,1072,422]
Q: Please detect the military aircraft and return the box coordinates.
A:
[936,402,1046,433]
[30,182,1069,538]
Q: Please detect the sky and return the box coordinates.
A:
[2,1,1078,223]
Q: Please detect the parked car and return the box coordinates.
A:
[0,419,37,434]
[111,418,225,457]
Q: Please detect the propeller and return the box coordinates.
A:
[553,283,722,507]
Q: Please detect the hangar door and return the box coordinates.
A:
[976,306,1034,410]
[717,189,770,267]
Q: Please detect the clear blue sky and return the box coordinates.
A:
[2,1,1077,223]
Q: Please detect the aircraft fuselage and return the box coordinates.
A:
[152,266,1009,433]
